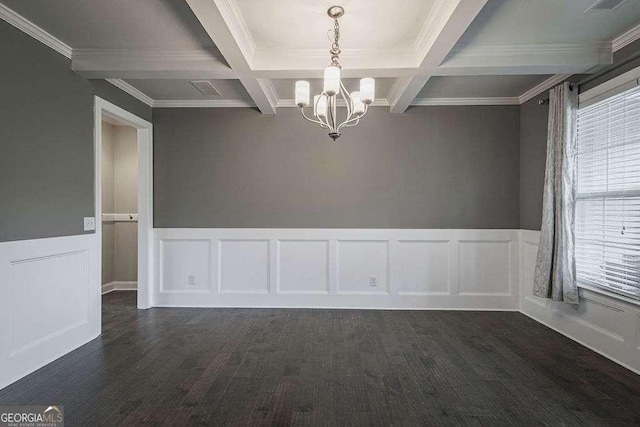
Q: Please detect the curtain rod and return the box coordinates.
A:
[571,49,640,90]
[538,49,640,105]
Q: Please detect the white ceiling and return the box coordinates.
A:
[1,0,640,110]
[236,0,435,51]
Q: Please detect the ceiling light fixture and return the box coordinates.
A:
[295,6,375,141]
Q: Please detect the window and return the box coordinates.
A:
[576,85,640,298]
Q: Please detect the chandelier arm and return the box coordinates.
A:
[337,105,369,131]
[326,96,332,131]
[300,108,329,128]
[318,113,330,128]
[338,117,359,131]
[336,85,352,131]
[341,119,360,129]
[339,82,352,121]
[315,95,333,128]
[328,95,338,132]
[313,95,331,128]
[333,94,340,132]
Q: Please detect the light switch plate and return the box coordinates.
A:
[83,217,95,231]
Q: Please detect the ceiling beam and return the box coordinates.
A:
[72,48,237,80]
[439,43,612,75]
[185,0,276,114]
[388,76,431,113]
[389,0,489,113]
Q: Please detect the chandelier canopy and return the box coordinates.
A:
[295,6,375,141]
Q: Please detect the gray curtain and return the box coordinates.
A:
[533,82,579,305]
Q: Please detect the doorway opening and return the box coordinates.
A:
[101,116,138,304]
[94,97,153,333]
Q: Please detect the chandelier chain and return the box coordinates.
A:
[330,18,341,66]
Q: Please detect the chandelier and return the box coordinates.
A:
[295,6,375,141]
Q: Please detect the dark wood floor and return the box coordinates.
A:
[1,292,639,425]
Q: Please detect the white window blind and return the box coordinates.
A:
[576,84,640,298]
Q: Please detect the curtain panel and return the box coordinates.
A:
[533,82,579,305]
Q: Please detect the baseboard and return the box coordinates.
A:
[0,333,98,391]
[520,310,640,376]
[153,303,520,311]
[102,281,137,294]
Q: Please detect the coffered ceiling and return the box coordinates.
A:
[2,0,640,112]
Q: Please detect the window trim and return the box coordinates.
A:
[579,65,640,107]
[577,282,640,306]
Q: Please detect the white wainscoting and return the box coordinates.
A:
[0,234,99,390]
[519,230,640,374]
[153,229,520,310]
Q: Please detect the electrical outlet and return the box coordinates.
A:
[83,217,95,231]
[369,276,378,287]
[188,275,197,286]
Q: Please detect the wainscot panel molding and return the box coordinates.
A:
[0,234,99,390]
[153,229,520,310]
[519,230,640,374]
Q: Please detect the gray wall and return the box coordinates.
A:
[519,97,550,230]
[154,106,520,229]
[0,19,151,242]
[518,39,640,230]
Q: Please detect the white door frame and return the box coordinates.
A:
[94,96,153,326]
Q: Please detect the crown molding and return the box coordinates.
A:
[251,48,418,71]
[413,0,459,59]
[73,48,221,61]
[153,99,256,108]
[104,80,261,109]
[156,97,521,109]
[410,97,520,106]
[105,79,154,107]
[452,42,610,57]
[213,0,256,64]
[253,47,418,61]
[276,99,390,108]
[518,74,571,104]
[612,22,640,52]
[0,3,72,58]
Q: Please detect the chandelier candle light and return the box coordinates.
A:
[295,6,375,140]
